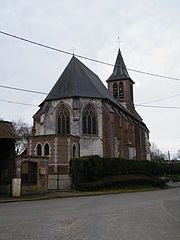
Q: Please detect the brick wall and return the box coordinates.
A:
[102,103,115,158]
[30,96,149,173]
[108,80,134,111]
[102,100,148,160]
[28,135,79,174]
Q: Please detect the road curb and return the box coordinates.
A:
[0,187,167,204]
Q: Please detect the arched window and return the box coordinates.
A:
[82,104,97,134]
[37,144,42,156]
[57,104,70,135]
[72,144,76,158]
[119,81,124,99]
[44,143,50,156]
[113,83,118,99]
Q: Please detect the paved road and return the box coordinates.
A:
[0,188,180,240]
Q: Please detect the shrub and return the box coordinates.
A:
[76,175,165,191]
[70,156,180,190]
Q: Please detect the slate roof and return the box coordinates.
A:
[39,55,147,128]
[41,56,117,105]
[107,49,134,83]
[0,121,16,139]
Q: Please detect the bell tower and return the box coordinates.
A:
[107,49,135,112]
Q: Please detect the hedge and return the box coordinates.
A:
[69,155,180,189]
[75,175,165,191]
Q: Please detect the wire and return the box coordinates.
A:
[1,83,180,108]
[0,84,65,99]
[0,30,73,56]
[0,99,38,106]
[135,104,180,109]
[0,30,113,66]
[1,84,180,109]
[1,97,180,110]
[0,84,48,95]
[1,30,180,82]
[1,30,180,109]
[139,93,180,105]
[128,68,180,81]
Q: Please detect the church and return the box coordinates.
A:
[27,49,150,189]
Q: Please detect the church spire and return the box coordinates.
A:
[107,49,135,111]
[107,49,131,82]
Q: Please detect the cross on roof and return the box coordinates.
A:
[117,36,122,50]
[71,47,77,55]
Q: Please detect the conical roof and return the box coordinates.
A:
[40,56,117,105]
[107,49,133,82]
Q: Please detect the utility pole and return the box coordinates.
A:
[168,151,171,161]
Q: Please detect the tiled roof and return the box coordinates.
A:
[0,121,16,139]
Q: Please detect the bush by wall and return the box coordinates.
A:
[69,156,180,190]
[76,175,165,191]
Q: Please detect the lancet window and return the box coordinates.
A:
[82,104,97,135]
[57,104,70,135]
[44,143,50,156]
[37,144,42,156]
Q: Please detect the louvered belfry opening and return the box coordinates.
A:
[119,81,124,99]
[113,83,118,99]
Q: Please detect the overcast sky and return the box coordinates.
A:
[0,0,180,157]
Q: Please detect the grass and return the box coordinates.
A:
[94,185,162,194]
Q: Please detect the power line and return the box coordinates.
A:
[0,99,38,107]
[0,84,48,95]
[1,83,180,109]
[1,83,180,108]
[128,68,180,81]
[139,93,180,105]
[1,97,180,110]
[1,30,180,82]
[0,84,65,99]
[0,30,113,66]
[1,30,180,109]
[135,104,180,109]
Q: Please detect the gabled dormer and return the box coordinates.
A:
[107,49,135,111]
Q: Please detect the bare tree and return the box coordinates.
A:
[176,149,180,160]
[12,119,32,155]
[150,142,167,162]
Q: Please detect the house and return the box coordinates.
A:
[0,121,16,195]
[27,49,150,190]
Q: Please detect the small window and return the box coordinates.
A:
[37,144,42,156]
[119,82,124,99]
[44,143,49,156]
[113,83,118,99]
